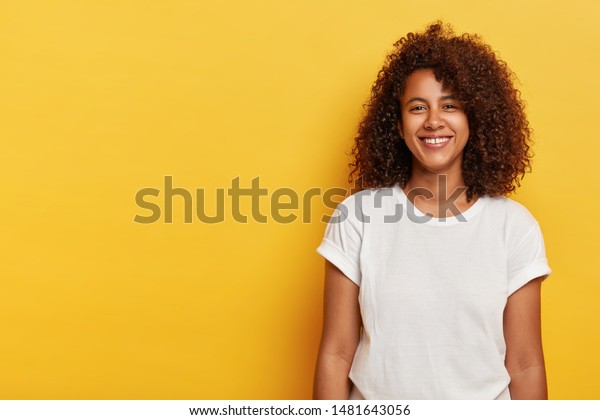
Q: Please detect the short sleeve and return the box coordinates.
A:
[507,221,551,296]
[316,200,363,286]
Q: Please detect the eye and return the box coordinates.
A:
[410,105,426,112]
[442,103,463,112]
[442,104,457,109]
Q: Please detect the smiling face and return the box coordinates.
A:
[399,68,470,178]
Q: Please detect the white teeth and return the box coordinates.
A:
[422,137,451,144]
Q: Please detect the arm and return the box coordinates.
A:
[503,277,548,399]
[313,261,362,399]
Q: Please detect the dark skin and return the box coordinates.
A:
[313,264,547,399]
[313,262,360,399]
[503,277,548,399]
[313,68,548,400]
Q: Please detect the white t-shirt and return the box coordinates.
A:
[316,184,551,400]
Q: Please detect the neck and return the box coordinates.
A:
[404,166,467,202]
[403,166,475,218]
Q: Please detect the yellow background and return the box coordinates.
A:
[1,0,598,399]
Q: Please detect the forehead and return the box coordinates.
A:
[401,69,453,99]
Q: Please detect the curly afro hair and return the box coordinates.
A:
[348,21,533,201]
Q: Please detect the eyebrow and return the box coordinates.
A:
[405,95,457,104]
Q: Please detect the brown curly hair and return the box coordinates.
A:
[348,21,533,201]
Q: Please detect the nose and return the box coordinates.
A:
[424,109,444,130]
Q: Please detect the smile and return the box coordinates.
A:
[419,136,452,147]
[419,136,452,145]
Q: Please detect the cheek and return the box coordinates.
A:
[452,115,470,134]
[399,114,421,135]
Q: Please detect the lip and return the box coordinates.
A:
[418,135,453,149]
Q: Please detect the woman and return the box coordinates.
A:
[314,22,551,400]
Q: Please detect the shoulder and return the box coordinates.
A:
[481,195,540,227]
[480,196,544,253]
